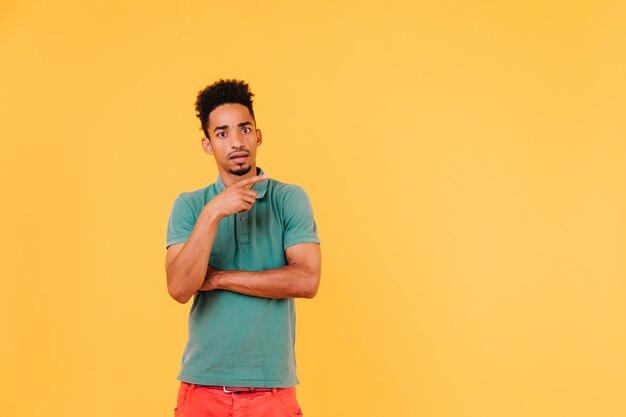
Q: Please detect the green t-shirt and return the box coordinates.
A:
[165,166,320,387]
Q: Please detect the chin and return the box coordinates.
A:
[229,165,253,176]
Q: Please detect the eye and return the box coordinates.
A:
[242,127,251,134]
[216,131,226,138]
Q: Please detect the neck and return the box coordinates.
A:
[218,164,259,187]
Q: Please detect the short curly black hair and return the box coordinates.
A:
[195,79,256,139]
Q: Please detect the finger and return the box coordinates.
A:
[241,189,257,199]
[241,193,256,205]
[238,200,254,213]
[240,175,268,190]
[237,174,269,189]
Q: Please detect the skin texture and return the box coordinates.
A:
[165,103,321,303]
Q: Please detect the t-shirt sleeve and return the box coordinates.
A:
[282,185,321,250]
[166,193,196,249]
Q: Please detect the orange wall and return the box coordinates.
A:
[1,1,625,416]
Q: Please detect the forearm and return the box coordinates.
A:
[167,207,221,303]
[199,264,317,299]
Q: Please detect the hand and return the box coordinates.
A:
[198,265,223,292]
[205,174,269,218]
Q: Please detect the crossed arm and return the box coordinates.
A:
[197,242,321,299]
[166,201,321,303]
[167,238,321,302]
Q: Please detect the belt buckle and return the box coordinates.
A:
[223,386,248,393]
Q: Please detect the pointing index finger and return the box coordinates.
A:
[238,174,269,189]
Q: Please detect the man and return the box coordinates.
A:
[165,79,321,417]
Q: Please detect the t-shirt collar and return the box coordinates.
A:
[215,166,268,199]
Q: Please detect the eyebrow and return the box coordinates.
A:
[213,121,252,133]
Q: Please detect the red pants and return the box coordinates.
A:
[173,381,304,417]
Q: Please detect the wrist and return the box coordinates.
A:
[204,269,225,291]
[212,271,224,290]
[200,204,223,224]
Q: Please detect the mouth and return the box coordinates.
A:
[229,152,249,164]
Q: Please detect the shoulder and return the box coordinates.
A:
[268,178,308,199]
[267,179,312,207]
[172,183,214,213]
[267,179,314,217]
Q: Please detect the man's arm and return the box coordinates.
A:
[165,174,269,304]
[198,242,321,299]
[165,208,220,304]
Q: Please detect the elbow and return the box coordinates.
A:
[167,273,194,304]
[301,272,320,299]
[170,288,193,304]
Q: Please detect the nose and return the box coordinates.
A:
[229,131,245,148]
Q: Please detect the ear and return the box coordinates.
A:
[256,129,263,147]
[201,137,214,155]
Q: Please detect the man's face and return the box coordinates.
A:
[202,103,262,176]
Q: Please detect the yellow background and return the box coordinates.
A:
[1,1,625,416]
